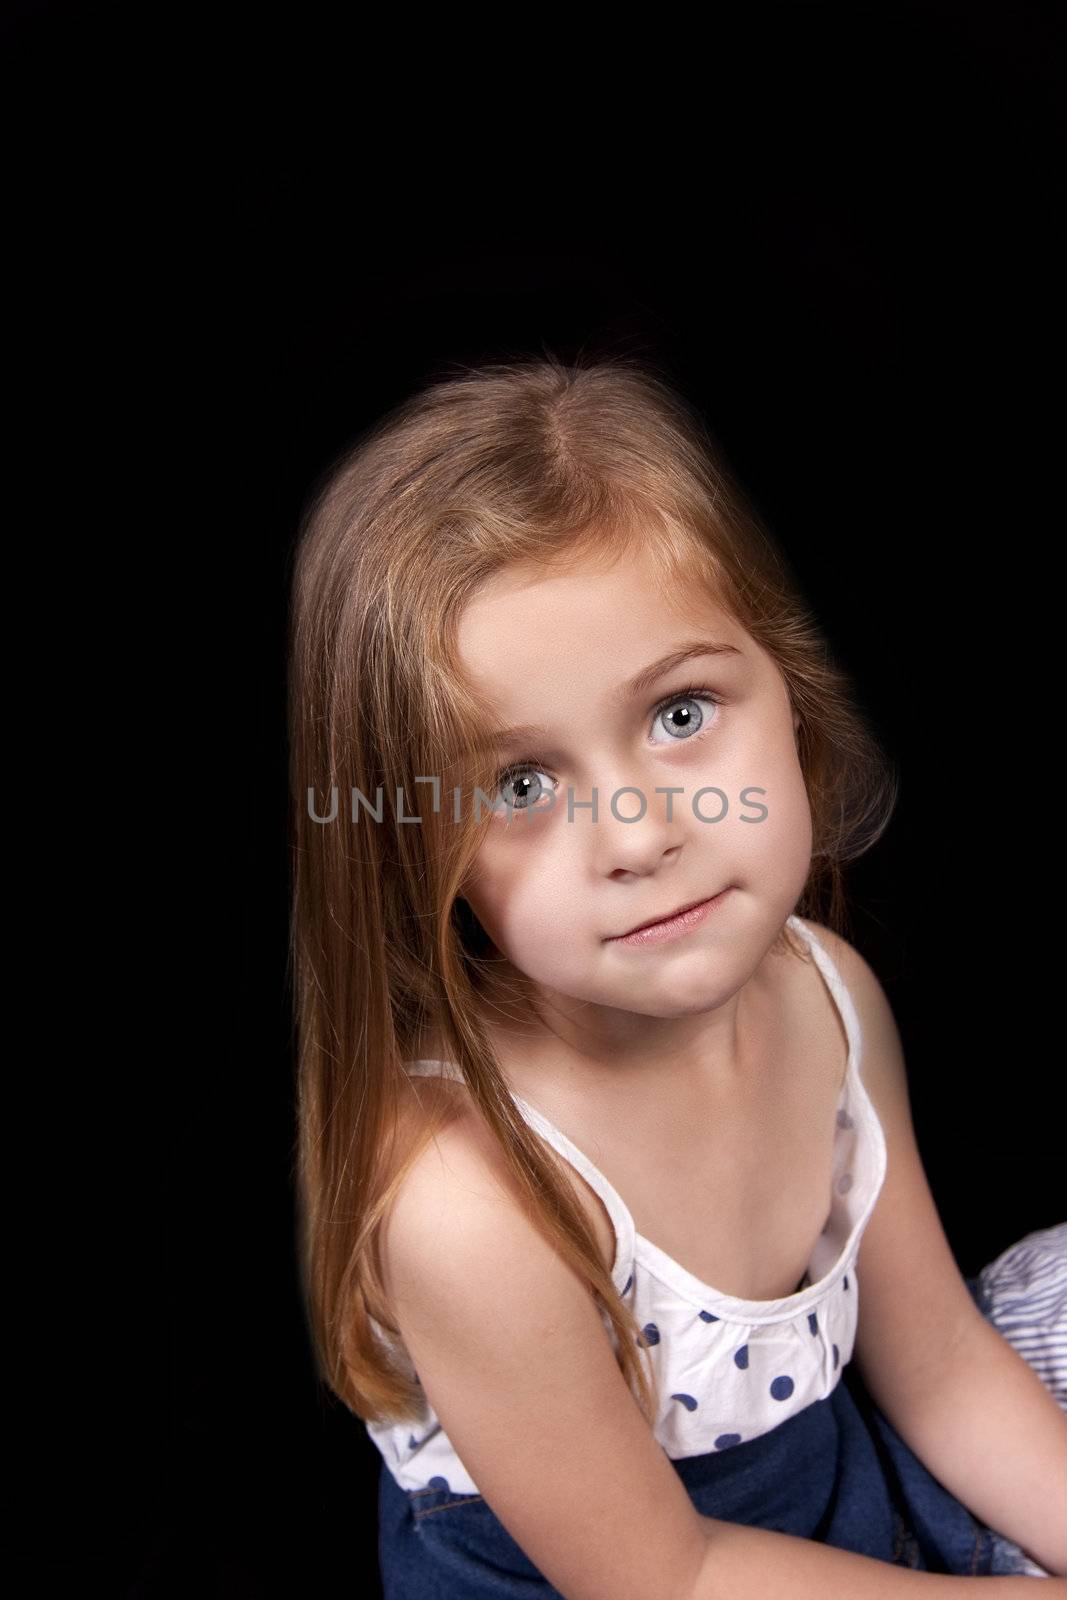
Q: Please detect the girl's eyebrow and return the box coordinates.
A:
[465,640,744,755]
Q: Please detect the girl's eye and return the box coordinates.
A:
[492,764,555,815]
[649,686,724,745]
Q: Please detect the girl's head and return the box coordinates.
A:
[288,353,897,1426]
[453,539,814,1045]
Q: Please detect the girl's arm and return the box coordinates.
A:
[379,1106,711,1600]
[813,925,1067,1576]
[691,1518,1060,1597]
[379,1106,1053,1600]
[857,1313,1067,1576]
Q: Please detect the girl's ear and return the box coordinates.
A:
[792,709,801,734]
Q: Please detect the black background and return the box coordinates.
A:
[9,3,1063,1594]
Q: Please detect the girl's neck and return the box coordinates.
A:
[410,948,782,1113]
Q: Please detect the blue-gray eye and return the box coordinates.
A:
[650,690,722,743]
[495,767,553,813]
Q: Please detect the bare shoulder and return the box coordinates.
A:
[790,914,861,972]
[790,916,893,1039]
[384,1073,502,1204]
[390,1063,618,1279]
[792,913,924,1125]
[790,916,916,1137]
[378,1076,533,1305]
[791,915,912,1093]
[763,916,876,1095]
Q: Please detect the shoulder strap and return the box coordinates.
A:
[405,1058,636,1296]
[785,915,863,1087]
[506,1089,637,1294]
[406,1058,465,1083]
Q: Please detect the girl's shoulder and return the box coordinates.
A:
[771,916,852,1096]
[377,1059,549,1322]
[389,1048,514,1200]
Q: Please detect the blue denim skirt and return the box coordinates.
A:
[377,1270,1052,1596]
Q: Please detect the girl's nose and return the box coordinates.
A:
[587,785,691,876]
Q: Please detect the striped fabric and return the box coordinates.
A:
[973,1223,1066,1578]
[977,1221,1067,1410]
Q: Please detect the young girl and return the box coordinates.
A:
[288,355,1067,1598]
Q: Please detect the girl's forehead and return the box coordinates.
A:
[457,548,743,659]
[454,559,767,730]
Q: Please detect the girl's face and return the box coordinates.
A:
[455,543,812,1041]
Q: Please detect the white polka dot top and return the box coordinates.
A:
[366,915,888,1496]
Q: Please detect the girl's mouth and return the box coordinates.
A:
[606,888,733,947]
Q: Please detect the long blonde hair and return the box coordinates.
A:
[287,352,898,1430]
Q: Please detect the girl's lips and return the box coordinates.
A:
[607,888,733,947]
